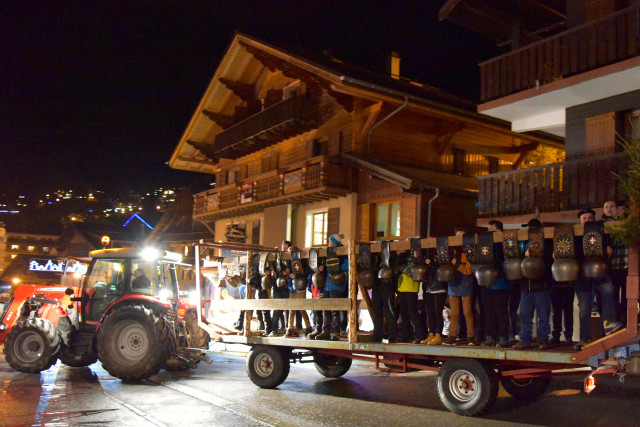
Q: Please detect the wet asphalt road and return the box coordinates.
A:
[1,344,640,427]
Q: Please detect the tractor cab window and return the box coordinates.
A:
[130,261,177,300]
[83,258,126,322]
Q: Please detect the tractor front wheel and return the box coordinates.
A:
[4,318,61,373]
[97,304,170,381]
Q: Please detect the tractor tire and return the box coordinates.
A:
[59,345,98,368]
[163,310,210,371]
[313,353,352,378]
[97,304,170,381]
[4,318,61,373]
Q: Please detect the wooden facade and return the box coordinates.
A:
[170,34,560,245]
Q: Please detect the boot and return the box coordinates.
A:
[306,329,321,339]
[330,333,341,341]
[284,329,297,338]
[315,331,331,340]
[420,332,434,345]
[427,333,442,345]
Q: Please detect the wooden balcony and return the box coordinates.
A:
[193,155,353,220]
[214,93,322,159]
[478,152,628,217]
[479,4,640,102]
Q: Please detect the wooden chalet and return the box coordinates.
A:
[169,33,561,246]
[440,0,640,226]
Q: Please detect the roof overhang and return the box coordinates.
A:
[478,56,640,137]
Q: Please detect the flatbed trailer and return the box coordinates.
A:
[192,230,640,416]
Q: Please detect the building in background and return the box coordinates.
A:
[169,33,560,246]
[440,0,640,225]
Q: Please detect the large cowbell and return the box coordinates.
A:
[474,232,499,287]
[521,226,546,280]
[326,246,346,286]
[377,241,393,281]
[309,248,325,290]
[409,238,427,282]
[551,224,579,282]
[291,250,307,291]
[502,230,523,280]
[357,243,375,289]
[436,236,455,283]
[581,221,607,278]
[259,253,276,290]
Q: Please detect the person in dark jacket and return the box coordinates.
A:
[481,224,511,348]
[315,233,348,341]
[420,253,447,345]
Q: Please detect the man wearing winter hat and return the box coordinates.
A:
[315,233,349,340]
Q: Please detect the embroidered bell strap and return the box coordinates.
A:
[503,230,519,258]
[380,240,391,269]
[583,221,605,257]
[436,236,450,265]
[359,243,372,270]
[476,232,495,265]
[275,252,283,277]
[326,246,341,275]
[258,253,268,275]
[308,248,318,273]
[528,226,544,258]
[410,238,423,265]
[462,234,478,264]
[291,250,304,276]
[554,224,575,258]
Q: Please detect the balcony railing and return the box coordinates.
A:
[214,93,322,159]
[477,152,628,217]
[479,4,640,102]
[193,155,352,218]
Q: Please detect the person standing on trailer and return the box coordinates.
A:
[315,233,348,341]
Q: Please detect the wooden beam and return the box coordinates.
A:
[359,101,383,139]
[202,110,235,129]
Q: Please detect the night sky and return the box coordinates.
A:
[0,1,499,197]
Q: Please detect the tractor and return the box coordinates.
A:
[0,248,210,380]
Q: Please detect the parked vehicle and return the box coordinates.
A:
[0,248,210,380]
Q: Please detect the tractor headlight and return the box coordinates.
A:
[158,289,172,302]
[0,323,6,331]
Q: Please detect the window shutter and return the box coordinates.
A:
[327,207,340,238]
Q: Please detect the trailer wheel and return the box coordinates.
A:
[97,304,170,381]
[313,353,352,377]
[4,318,61,373]
[437,358,497,416]
[246,345,290,388]
[501,375,551,399]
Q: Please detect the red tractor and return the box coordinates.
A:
[0,248,210,380]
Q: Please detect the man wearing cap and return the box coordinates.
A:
[315,233,349,341]
[514,219,553,350]
[573,208,622,349]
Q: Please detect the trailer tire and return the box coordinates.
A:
[246,345,290,388]
[4,318,61,373]
[501,375,551,399]
[437,358,497,416]
[313,353,352,377]
[98,304,170,381]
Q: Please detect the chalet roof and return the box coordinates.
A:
[439,0,566,46]
[341,152,477,197]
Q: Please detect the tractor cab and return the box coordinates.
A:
[81,247,184,324]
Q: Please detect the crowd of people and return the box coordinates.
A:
[227,200,630,351]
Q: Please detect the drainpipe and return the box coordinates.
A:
[367,97,408,156]
[426,188,439,237]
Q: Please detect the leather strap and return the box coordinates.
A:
[528,226,544,258]
[326,246,340,275]
[259,253,267,275]
[476,232,494,265]
[308,248,318,272]
[410,238,422,263]
[462,234,478,264]
[554,224,575,258]
[583,221,604,257]
[291,250,304,276]
[436,236,449,265]
[502,230,519,258]
[359,243,371,270]
[380,241,391,268]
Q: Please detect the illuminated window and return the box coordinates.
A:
[11,244,18,250]
[305,211,328,247]
[28,245,35,252]
[375,201,400,239]
[43,246,49,252]
[11,254,17,259]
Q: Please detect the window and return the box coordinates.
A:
[27,246,35,252]
[43,246,49,252]
[305,211,328,247]
[10,245,18,250]
[11,254,17,259]
[375,201,400,239]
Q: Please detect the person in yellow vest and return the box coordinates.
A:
[397,255,426,343]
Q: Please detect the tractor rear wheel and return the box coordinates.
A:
[4,318,61,373]
[97,304,170,381]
